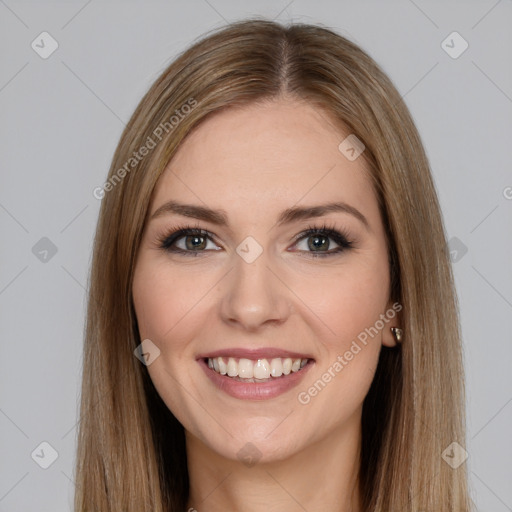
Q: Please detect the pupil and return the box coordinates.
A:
[308,235,328,251]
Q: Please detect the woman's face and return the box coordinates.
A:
[132,98,398,464]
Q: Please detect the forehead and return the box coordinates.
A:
[150,99,378,226]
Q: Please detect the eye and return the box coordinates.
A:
[157,223,354,258]
[157,226,220,256]
[290,224,353,257]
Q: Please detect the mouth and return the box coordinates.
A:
[205,356,310,382]
[197,349,315,400]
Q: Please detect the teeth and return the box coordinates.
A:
[238,358,253,379]
[218,357,227,375]
[253,359,270,379]
[270,358,283,377]
[227,358,237,377]
[207,356,309,380]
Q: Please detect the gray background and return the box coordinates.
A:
[1,1,511,511]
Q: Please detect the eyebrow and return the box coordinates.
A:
[150,200,370,231]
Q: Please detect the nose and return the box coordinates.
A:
[219,247,291,331]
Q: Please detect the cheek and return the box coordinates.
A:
[291,257,390,352]
[289,254,389,415]
[132,259,207,425]
[132,258,208,349]
[293,270,388,434]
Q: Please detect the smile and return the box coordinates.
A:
[198,349,315,400]
[207,356,309,381]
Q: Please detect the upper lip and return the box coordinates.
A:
[197,347,314,360]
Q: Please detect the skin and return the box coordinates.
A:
[132,97,399,512]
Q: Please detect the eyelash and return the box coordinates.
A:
[156,222,354,258]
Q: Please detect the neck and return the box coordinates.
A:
[185,416,363,512]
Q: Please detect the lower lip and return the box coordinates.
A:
[198,358,314,400]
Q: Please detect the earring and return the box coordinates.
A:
[390,327,403,343]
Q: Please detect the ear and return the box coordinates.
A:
[381,299,402,348]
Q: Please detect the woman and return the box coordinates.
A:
[75,19,473,511]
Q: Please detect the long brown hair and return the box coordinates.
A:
[75,19,473,511]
